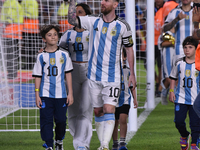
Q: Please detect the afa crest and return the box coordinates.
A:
[60,56,64,64]
[102,27,107,34]
[86,35,89,42]
[121,75,124,82]
[127,75,129,81]
[76,37,81,43]
[185,15,189,20]
[50,58,55,65]
[129,37,133,44]
[110,27,117,36]
[195,71,199,77]
[185,70,191,77]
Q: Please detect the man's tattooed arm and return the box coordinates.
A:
[68,0,79,27]
[193,22,200,40]
[163,16,179,32]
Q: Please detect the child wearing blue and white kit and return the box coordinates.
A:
[169,36,200,150]
[112,48,138,150]
[32,25,73,150]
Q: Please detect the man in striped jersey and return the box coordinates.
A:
[68,0,136,150]
[169,36,200,150]
[163,0,193,60]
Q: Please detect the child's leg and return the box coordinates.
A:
[119,105,130,147]
[189,105,200,144]
[54,98,67,141]
[119,113,128,140]
[174,103,190,137]
[40,98,54,148]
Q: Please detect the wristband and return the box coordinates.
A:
[169,89,174,92]
[35,88,39,92]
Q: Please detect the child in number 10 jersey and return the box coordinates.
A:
[169,36,200,150]
[32,25,73,150]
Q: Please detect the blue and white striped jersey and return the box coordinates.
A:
[165,5,193,57]
[59,27,89,62]
[170,57,200,105]
[117,65,131,107]
[32,47,73,98]
[79,14,133,82]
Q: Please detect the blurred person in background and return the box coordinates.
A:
[57,0,73,35]
[21,0,39,70]
[0,0,23,79]
[160,0,178,105]
[154,0,165,97]
[163,0,193,60]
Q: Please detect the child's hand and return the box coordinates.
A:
[66,94,74,106]
[133,99,138,108]
[35,96,42,108]
[169,92,175,103]
[131,88,138,108]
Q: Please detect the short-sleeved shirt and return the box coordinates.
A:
[170,57,200,105]
[32,47,73,98]
[78,14,133,83]
[165,5,193,56]
[118,65,131,107]
[59,27,89,62]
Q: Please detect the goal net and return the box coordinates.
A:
[0,0,147,131]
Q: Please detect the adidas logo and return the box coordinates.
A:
[113,99,117,102]
[63,103,66,107]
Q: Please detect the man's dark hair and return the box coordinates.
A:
[40,25,60,39]
[182,36,199,49]
[76,3,92,15]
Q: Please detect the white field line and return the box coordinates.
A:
[126,98,161,144]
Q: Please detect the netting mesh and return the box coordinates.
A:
[0,0,147,131]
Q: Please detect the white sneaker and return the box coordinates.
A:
[97,146,109,150]
[55,140,64,150]
[77,146,89,150]
[97,146,102,150]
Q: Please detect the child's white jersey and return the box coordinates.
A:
[170,57,200,105]
[117,65,131,107]
[59,28,89,62]
[79,14,133,83]
[165,5,193,57]
[32,47,73,98]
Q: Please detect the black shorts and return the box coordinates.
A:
[115,104,130,120]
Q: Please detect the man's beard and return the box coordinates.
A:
[101,6,112,15]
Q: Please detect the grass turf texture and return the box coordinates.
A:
[0,101,192,150]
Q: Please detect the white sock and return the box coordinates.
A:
[101,113,115,147]
[95,115,104,145]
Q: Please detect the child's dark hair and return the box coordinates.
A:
[182,36,199,49]
[76,3,92,15]
[40,25,60,39]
